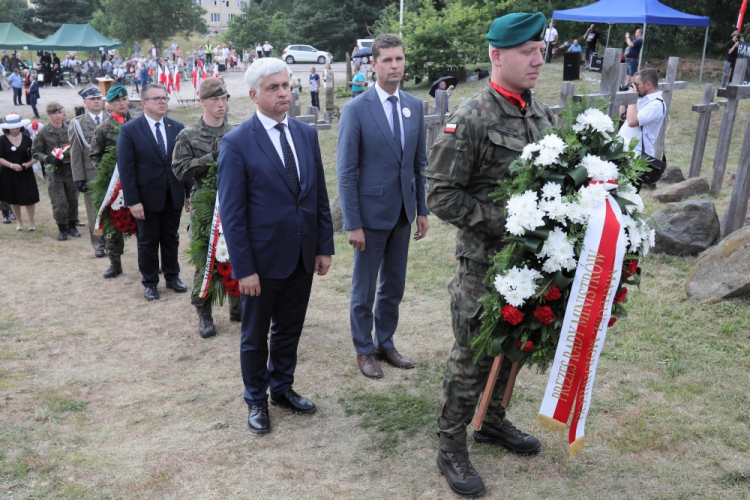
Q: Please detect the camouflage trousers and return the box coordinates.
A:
[106,231,124,265]
[82,191,106,252]
[437,257,518,453]
[46,166,79,226]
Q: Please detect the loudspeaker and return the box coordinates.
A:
[563,52,581,81]
[590,54,604,72]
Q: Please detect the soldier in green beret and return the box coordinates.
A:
[172,77,241,338]
[424,12,555,497]
[32,101,81,241]
[89,85,132,279]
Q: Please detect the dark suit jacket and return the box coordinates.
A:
[117,114,190,212]
[336,87,429,231]
[217,113,335,280]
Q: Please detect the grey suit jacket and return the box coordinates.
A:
[337,86,429,231]
[68,112,99,183]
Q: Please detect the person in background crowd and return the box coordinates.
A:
[583,24,600,66]
[625,28,644,83]
[262,41,273,58]
[174,45,182,62]
[309,67,321,109]
[618,68,665,164]
[326,52,333,65]
[150,45,158,58]
[197,46,205,64]
[349,64,365,97]
[722,30,743,88]
[0,114,39,231]
[567,39,582,53]
[323,62,332,88]
[32,102,81,241]
[28,75,40,119]
[9,69,23,106]
[544,21,558,62]
[205,42,213,64]
[23,70,31,105]
[134,42,141,58]
[243,46,250,63]
[435,80,454,113]
[256,43,263,59]
[50,63,62,87]
[113,64,126,84]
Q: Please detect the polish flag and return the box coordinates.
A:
[211,63,219,78]
[174,68,181,91]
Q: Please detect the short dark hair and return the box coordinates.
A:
[637,68,658,88]
[372,34,404,61]
[141,83,166,99]
[3,127,25,134]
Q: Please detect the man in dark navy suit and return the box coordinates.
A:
[217,58,335,435]
[117,83,190,301]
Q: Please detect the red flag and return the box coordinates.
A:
[167,71,174,94]
[739,0,748,33]
[175,69,181,91]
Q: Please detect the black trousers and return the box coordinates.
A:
[240,256,314,406]
[134,188,182,287]
[310,90,319,109]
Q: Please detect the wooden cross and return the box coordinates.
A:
[689,84,719,178]
[711,57,749,193]
[721,84,750,236]
[653,57,689,161]
[473,356,521,432]
[424,89,449,152]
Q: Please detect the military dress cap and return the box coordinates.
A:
[79,86,102,99]
[46,101,64,115]
[199,77,227,99]
[486,12,547,48]
[106,85,127,102]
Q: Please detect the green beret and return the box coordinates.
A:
[486,12,546,48]
[106,85,128,102]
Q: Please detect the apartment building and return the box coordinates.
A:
[195,0,248,28]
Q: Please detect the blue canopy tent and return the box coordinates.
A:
[552,0,711,81]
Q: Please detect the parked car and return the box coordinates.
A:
[354,39,374,63]
[282,45,328,64]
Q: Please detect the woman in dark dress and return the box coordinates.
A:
[0,114,39,231]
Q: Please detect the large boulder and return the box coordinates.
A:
[330,195,344,232]
[658,167,686,185]
[654,177,710,203]
[652,200,720,255]
[686,226,750,301]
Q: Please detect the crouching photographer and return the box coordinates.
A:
[617,68,666,188]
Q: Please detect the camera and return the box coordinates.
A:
[619,82,636,91]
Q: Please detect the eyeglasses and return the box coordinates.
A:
[144,97,168,102]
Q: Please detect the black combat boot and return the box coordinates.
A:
[199,315,217,338]
[57,224,68,241]
[2,209,10,224]
[473,419,542,455]
[436,450,485,497]
[103,261,123,279]
[67,221,81,238]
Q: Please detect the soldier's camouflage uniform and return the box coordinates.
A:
[89,113,131,266]
[172,117,240,318]
[424,83,555,453]
[32,122,79,226]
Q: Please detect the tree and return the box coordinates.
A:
[30,0,100,38]
[103,0,207,50]
[223,4,290,56]
[89,9,111,38]
[288,0,358,60]
[0,0,35,33]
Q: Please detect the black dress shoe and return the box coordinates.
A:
[103,263,122,279]
[473,419,542,455]
[437,450,485,497]
[75,219,85,227]
[270,388,316,414]
[165,278,187,293]
[94,249,106,258]
[247,400,270,434]
[229,311,242,322]
[198,315,216,338]
[144,287,160,301]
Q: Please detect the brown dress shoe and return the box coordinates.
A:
[373,347,415,369]
[357,354,383,379]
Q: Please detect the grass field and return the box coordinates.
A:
[1,59,750,499]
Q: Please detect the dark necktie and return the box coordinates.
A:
[387,95,402,159]
[155,122,167,158]
[274,123,300,197]
[95,115,100,126]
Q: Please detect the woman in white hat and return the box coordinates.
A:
[0,114,39,231]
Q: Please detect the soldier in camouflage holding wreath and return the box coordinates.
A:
[172,77,241,339]
[424,13,556,497]
[89,85,132,279]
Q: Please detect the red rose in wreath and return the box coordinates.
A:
[623,260,638,278]
[608,317,617,327]
[542,285,561,301]
[225,279,240,296]
[533,305,557,325]
[501,305,524,325]
[517,340,534,351]
[614,287,628,303]
[216,262,233,277]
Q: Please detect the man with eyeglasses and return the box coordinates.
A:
[117,84,190,301]
[172,77,241,338]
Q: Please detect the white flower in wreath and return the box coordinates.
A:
[520,143,542,161]
[110,190,124,210]
[215,245,230,262]
[581,154,619,181]
[539,197,568,224]
[506,190,538,216]
[540,227,577,273]
[494,266,543,307]
[573,108,614,135]
[505,209,545,236]
[541,182,562,200]
[615,182,644,215]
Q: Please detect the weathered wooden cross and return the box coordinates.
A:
[719,74,750,236]
[653,57,688,161]
[711,58,750,193]
[688,84,719,178]
[424,89,449,152]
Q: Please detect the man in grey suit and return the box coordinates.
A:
[337,33,429,379]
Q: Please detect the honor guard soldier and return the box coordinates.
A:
[172,77,241,338]
[424,13,556,497]
[32,101,81,241]
[89,85,131,279]
[70,86,107,257]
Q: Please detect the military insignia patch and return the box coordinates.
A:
[444,123,457,133]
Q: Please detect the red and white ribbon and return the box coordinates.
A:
[93,164,121,235]
[534,190,627,457]
[51,144,70,159]
[199,197,222,298]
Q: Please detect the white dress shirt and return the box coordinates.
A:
[256,111,300,177]
[88,111,104,125]
[144,113,168,149]
[374,82,405,150]
[617,91,665,158]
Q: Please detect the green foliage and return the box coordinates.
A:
[89,9,111,39]
[0,0,35,33]
[28,0,98,38]
[374,0,515,82]
[223,4,290,57]
[103,0,207,50]
[184,162,240,310]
